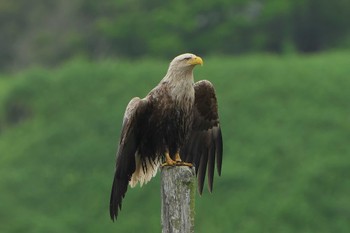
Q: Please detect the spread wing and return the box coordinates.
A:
[183,80,223,194]
[109,97,149,221]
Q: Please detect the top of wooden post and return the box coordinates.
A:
[161,166,196,233]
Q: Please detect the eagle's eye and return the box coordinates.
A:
[183,57,192,61]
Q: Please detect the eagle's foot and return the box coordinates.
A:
[161,152,177,167]
[175,161,193,167]
[161,160,177,167]
[161,152,193,167]
[175,153,193,167]
[161,161,193,167]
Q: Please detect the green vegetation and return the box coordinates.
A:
[0,52,349,233]
[1,0,350,70]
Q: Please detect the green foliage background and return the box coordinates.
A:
[1,0,350,70]
[0,52,349,232]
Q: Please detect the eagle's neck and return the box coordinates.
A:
[161,68,195,105]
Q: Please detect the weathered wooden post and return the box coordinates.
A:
[161,166,196,233]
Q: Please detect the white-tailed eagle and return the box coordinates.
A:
[109,53,223,220]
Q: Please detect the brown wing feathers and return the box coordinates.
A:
[109,98,148,221]
[215,127,223,176]
[183,80,223,194]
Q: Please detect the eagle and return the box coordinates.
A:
[109,53,223,221]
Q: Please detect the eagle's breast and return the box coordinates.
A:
[147,78,195,155]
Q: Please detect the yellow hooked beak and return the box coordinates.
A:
[188,56,203,66]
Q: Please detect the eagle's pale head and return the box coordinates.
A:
[169,53,203,70]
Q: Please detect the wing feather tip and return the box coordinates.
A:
[216,127,223,177]
[208,182,213,193]
[198,185,204,196]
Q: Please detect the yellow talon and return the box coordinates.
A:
[161,152,193,167]
[176,161,193,167]
[175,152,193,167]
[175,153,181,162]
[161,152,176,167]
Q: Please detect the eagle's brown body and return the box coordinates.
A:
[139,67,195,160]
[110,53,223,221]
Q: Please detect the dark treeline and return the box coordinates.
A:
[1,0,349,70]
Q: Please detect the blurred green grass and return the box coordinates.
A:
[0,52,349,233]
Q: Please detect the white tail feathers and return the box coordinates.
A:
[129,154,160,188]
